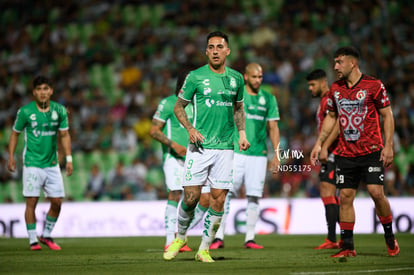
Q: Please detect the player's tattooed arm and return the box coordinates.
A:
[150,119,172,147]
[233,101,246,131]
[319,129,330,144]
[174,97,193,131]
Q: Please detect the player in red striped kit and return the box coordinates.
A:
[307,69,340,250]
[311,46,399,257]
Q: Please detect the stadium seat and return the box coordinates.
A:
[151,4,165,27]
[101,150,119,172]
[89,64,103,88]
[136,5,151,27]
[79,23,94,45]
[83,151,103,171]
[25,24,44,42]
[66,23,80,41]
[122,5,136,25]
[65,170,88,201]
[48,7,61,23]
[73,151,85,169]
[4,180,23,203]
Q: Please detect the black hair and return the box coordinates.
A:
[175,70,188,96]
[306,69,326,81]
[334,46,360,59]
[206,31,229,45]
[33,75,52,88]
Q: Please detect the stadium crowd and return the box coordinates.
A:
[0,0,413,202]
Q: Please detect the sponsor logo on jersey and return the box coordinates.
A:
[368,166,382,172]
[203,79,210,86]
[51,110,58,120]
[356,90,366,100]
[259,96,266,105]
[229,77,236,89]
[335,91,368,142]
[327,98,333,107]
[247,113,265,120]
[203,87,211,95]
[205,99,232,108]
[30,114,36,120]
[185,170,192,181]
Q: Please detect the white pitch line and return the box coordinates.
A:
[291,267,414,275]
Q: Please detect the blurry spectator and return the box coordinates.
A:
[106,161,133,200]
[1,1,413,199]
[0,146,18,183]
[384,167,400,197]
[112,122,137,152]
[98,122,114,151]
[119,53,142,90]
[78,121,100,153]
[109,97,128,124]
[84,164,106,201]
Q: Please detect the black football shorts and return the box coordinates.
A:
[334,150,384,189]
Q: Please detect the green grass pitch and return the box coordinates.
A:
[1,234,413,274]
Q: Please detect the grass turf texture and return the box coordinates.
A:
[1,234,413,275]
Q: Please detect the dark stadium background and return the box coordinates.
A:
[1,0,413,203]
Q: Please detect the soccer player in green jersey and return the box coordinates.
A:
[151,71,210,253]
[8,76,73,251]
[210,63,281,250]
[163,31,250,262]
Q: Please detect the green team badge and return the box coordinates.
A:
[185,170,192,181]
[230,77,236,89]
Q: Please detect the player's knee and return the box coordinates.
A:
[368,188,385,202]
[50,199,62,212]
[168,190,182,202]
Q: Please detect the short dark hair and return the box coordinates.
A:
[33,75,52,88]
[175,70,189,96]
[306,69,326,81]
[334,46,360,59]
[206,31,229,45]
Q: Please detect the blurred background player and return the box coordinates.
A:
[306,69,340,249]
[8,76,73,250]
[311,46,399,258]
[163,31,249,263]
[151,70,209,252]
[211,62,280,250]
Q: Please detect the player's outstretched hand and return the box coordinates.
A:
[310,145,321,166]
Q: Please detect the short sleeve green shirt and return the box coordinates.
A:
[234,88,280,156]
[179,65,244,149]
[153,94,193,160]
[13,101,69,168]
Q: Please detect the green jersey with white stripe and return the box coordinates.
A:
[234,88,280,156]
[13,101,69,168]
[153,94,193,160]
[179,64,244,149]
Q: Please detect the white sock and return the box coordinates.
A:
[42,215,57,238]
[188,203,208,230]
[177,201,194,240]
[215,192,231,240]
[165,201,178,245]
[198,208,223,250]
[28,229,38,244]
[245,201,259,242]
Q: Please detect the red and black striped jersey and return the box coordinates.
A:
[326,74,390,157]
